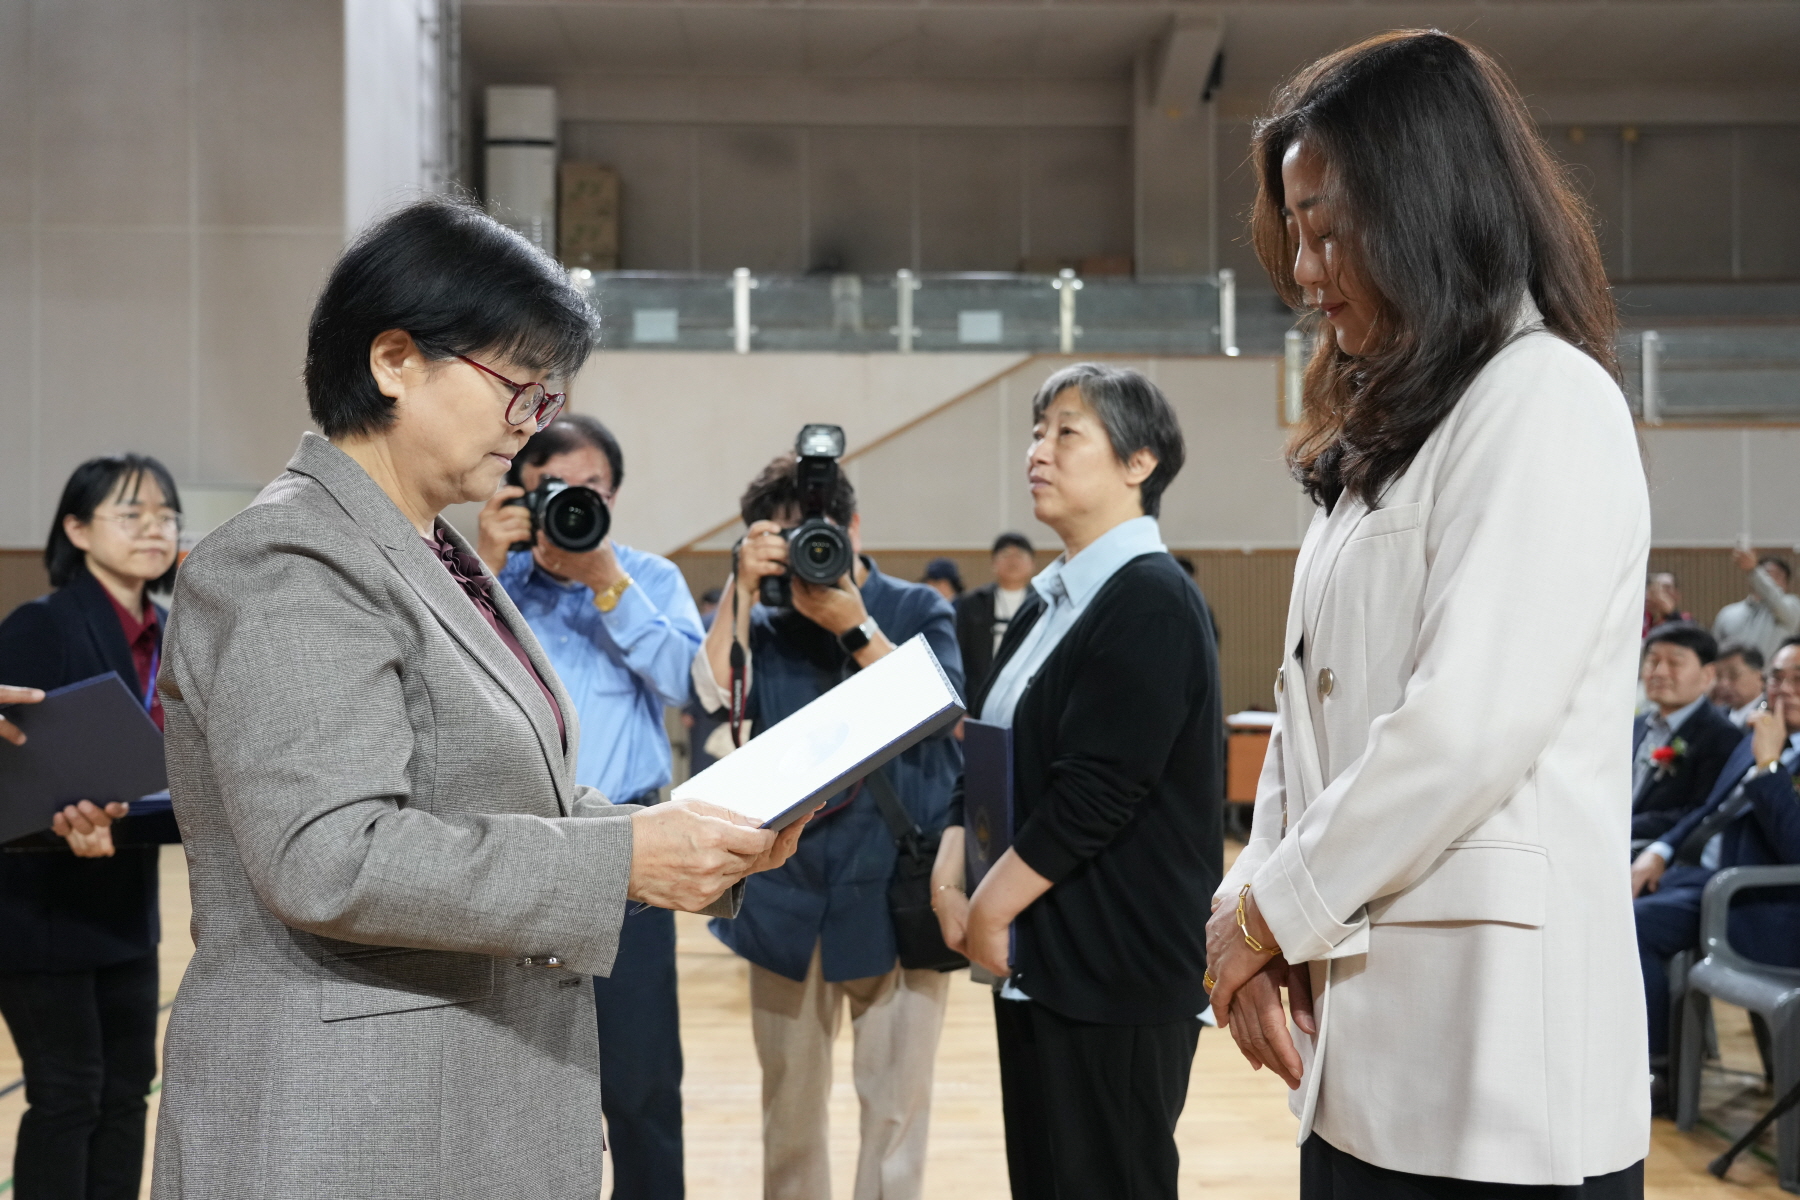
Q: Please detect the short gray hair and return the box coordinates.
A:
[1031,363,1186,518]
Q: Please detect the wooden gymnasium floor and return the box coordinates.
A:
[0,844,1786,1198]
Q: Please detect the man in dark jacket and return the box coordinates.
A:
[952,532,1035,698]
[1632,622,1740,842]
[694,451,963,1200]
[1632,636,1800,1101]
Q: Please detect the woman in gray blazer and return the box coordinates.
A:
[151,200,801,1200]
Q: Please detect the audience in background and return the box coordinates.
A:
[1710,642,1766,728]
[921,557,964,603]
[1713,552,1800,661]
[1633,637,1800,1111]
[477,414,705,1200]
[695,453,963,1200]
[1643,570,1692,637]
[1633,623,1740,842]
[952,533,1036,696]
[0,454,184,1200]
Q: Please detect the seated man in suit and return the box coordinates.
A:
[1632,636,1800,1108]
[1633,622,1740,842]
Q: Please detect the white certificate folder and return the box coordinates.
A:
[673,634,964,829]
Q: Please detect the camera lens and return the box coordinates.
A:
[788,519,852,585]
[540,484,610,552]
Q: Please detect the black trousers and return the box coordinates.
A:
[1301,1135,1645,1200]
[593,904,685,1200]
[994,996,1201,1200]
[0,955,159,1200]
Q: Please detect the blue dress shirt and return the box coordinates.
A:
[497,545,704,804]
[981,516,1168,728]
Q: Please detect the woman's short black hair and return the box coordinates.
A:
[46,454,183,591]
[508,414,625,492]
[1031,363,1186,519]
[305,198,599,439]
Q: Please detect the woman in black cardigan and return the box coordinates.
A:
[0,454,183,1200]
[931,364,1224,1200]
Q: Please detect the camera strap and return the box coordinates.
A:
[728,586,747,749]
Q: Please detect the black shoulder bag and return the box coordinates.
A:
[865,766,968,972]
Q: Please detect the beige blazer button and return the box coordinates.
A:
[1317,668,1335,699]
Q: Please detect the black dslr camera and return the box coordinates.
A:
[505,476,611,553]
[744,424,854,608]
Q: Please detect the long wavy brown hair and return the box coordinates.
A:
[1251,31,1618,509]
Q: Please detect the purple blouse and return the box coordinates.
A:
[426,529,566,748]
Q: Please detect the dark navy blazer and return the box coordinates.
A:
[709,559,964,982]
[0,567,177,973]
[1630,701,1741,841]
[1660,732,1800,969]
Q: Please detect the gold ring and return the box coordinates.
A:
[1203,969,1217,993]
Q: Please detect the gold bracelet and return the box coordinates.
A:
[1237,884,1278,956]
[593,574,633,613]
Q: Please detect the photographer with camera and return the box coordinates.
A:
[477,413,704,1200]
[692,429,964,1200]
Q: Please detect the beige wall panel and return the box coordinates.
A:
[0,227,34,548]
[917,130,1022,272]
[696,127,804,273]
[193,0,342,228]
[1739,127,1800,280]
[1215,122,1264,288]
[1149,357,1305,549]
[31,0,192,226]
[1551,128,1626,280]
[1632,128,1734,280]
[1744,428,1800,548]
[37,228,193,500]
[806,128,915,274]
[561,123,697,272]
[195,231,337,487]
[1023,127,1131,265]
[571,351,1026,556]
[0,0,28,224]
[848,386,1003,549]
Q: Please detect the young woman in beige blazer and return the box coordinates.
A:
[1203,33,1651,1197]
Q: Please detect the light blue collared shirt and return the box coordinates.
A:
[981,516,1168,729]
[1633,695,1709,797]
[498,544,704,804]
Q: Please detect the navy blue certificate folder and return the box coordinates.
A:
[962,718,1014,892]
[0,672,168,845]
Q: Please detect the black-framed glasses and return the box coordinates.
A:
[457,355,567,431]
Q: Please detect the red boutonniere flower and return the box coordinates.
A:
[1652,737,1688,779]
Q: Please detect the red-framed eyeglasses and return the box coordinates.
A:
[457,355,567,431]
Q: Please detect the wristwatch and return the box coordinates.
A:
[838,616,879,655]
[593,574,633,613]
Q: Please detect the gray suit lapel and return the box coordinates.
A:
[285,434,574,814]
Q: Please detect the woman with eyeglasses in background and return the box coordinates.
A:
[0,454,184,1200]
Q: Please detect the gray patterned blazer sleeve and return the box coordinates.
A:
[166,506,635,977]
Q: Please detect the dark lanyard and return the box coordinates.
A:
[728,587,747,749]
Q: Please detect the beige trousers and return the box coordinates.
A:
[749,944,951,1200]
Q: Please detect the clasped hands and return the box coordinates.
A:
[626,798,810,912]
[1204,887,1316,1090]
